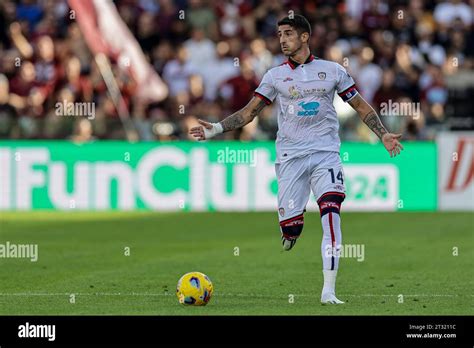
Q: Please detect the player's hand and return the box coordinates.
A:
[9,22,22,36]
[189,119,222,141]
[382,133,404,158]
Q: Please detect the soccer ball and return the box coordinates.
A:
[176,271,213,306]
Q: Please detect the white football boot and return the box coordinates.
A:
[320,270,344,304]
[321,292,345,304]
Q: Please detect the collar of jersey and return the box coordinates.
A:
[287,54,316,69]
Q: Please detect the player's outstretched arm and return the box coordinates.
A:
[348,94,404,157]
[189,97,267,141]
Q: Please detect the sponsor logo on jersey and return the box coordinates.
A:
[279,207,285,216]
[297,101,320,117]
[283,77,293,82]
[289,85,303,98]
[289,85,327,99]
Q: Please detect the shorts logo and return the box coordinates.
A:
[297,101,320,117]
[279,208,285,217]
[318,72,326,80]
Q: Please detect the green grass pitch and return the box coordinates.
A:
[0,211,472,315]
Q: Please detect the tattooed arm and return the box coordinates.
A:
[348,94,404,157]
[189,97,267,140]
[348,94,387,138]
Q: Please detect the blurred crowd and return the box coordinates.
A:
[0,0,472,142]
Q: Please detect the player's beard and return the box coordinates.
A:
[284,41,303,57]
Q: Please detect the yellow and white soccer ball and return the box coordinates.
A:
[176,272,213,306]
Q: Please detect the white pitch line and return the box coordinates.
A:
[0,292,468,298]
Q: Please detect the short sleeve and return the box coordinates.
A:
[254,71,277,105]
[336,63,358,102]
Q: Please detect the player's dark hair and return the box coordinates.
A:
[277,14,312,37]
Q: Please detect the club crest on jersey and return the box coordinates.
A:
[297,101,320,117]
[279,208,285,217]
[318,72,326,80]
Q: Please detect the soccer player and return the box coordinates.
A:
[190,15,403,304]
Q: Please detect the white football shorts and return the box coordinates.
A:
[275,151,346,222]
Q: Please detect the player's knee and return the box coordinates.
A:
[280,213,304,239]
[318,192,345,217]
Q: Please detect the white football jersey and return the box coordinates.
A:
[254,54,358,163]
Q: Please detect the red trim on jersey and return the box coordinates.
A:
[253,91,272,105]
[287,59,297,69]
[286,54,315,70]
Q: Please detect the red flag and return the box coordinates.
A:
[68,0,168,102]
